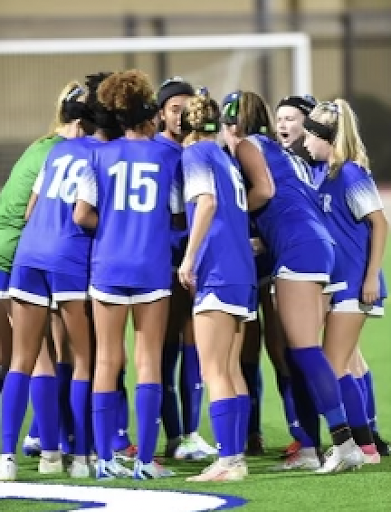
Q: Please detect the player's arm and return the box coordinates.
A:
[236,138,275,211]
[25,166,45,220]
[179,192,216,290]
[73,201,98,229]
[361,209,388,304]
[73,165,98,229]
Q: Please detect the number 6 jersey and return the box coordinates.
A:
[90,137,183,289]
[13,137,98,277]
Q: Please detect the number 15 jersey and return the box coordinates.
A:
[90,137,183,289]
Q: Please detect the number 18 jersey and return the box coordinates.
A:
[13,137,98,276]
[90,137,183,289]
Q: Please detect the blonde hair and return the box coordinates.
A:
[309,98,369,177]
[45,80,84,137]
[182,89,220,147]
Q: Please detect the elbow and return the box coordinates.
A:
[72,209,85,226]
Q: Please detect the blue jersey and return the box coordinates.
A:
[90,137,182,288]
[318,161,387,299]
[247,134,334,260]
[13,137,98,276]
[154,133,188,268]
[182,140,256,288]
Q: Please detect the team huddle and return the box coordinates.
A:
[0,69,388,483]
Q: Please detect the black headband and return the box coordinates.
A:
[277,95,317,116]
[114,101,158,129]
[303,117,336,143]
[157,78,194,108]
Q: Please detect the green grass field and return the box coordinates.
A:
[1,238,390,511]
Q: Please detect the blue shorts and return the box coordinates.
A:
[331,270,387,316]
[89,284,171,305]
[274,240,334,284]
[0,269,10,299]
[9,265,89,306]
[194,285,257,320]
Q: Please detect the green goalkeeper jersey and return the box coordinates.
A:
[0,135,63,273]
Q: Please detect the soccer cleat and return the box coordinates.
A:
[133,459,175,480]
[186,457,245,482]
[164,437,183,458]
[38,455,64,475]
[360,444,381,465]
[68,459,94,478]
[316,443,364,474]
[96,458,133,480]
[0,455,17,481]
[272,448,321,471]
[114,444,138,462]
[373,432,390,456]
[22,435,41,457]
[246,433,265,456]
[185,432,217,457]
[282,440,301,458]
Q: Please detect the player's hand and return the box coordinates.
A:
[178,256,196,291]
[361,273,380,304]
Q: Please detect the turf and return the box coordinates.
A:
[1,236,390,511]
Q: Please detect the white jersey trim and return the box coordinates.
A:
[276,266,330,284]
[193,292,252,320]
[331,299,384,316]
[52,291,88,302]
[8,287,49,307]
[89,286,171,305]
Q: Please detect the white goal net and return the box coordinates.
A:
[0,32,311,180]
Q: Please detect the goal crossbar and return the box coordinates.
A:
[0,33,312,95]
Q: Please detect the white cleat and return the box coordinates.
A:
[96,458,133,480]
[22,435,41,457]
[186,457,245,482]
[272,448,321,471]
[68,459,94,478]
[0,455,17,481]
[174,432,217,460]
[133,459,175,480]
[39,455,64,475]
[316,443,364,474]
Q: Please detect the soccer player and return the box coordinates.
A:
[178,88,258,481]
[303,99,388,468]
[83,72,138,463]
[227,90,365,473]
[0,80,85,460]
[155,77,217,460]
[0,87,96,481]
[220,91,266,457]
[85,69,178,480]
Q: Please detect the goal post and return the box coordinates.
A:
[0,32,312,96]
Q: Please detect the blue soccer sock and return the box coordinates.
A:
[339,374,373,446]
[135,383,162,464]
[28,414,39,439]
[70,379,92,456]
[180,343,203,435]
[209,397,237,457]
[276,371,314,446]
[235,394,251,454]
[363,371,378,432]
[161,340,182,441]
[111,370,131,451]
[241,362,262,437]
[92,391,118,462]
[57,362,73,454]
[289,347,348,433]
[30,375,59,452]
[286,350,321,448]
[2,371,30,454]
